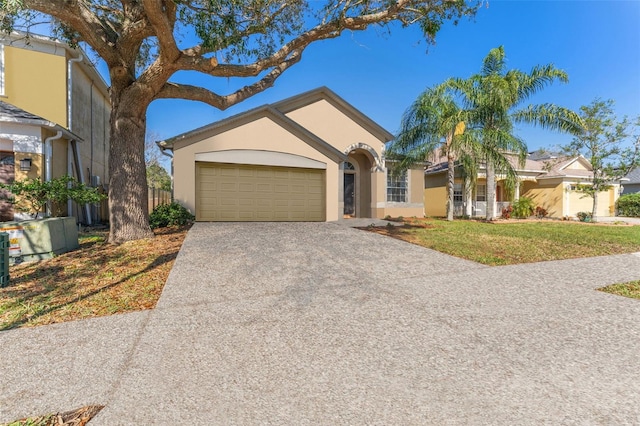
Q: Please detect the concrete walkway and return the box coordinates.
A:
[1,222,640,424]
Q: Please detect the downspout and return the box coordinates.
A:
[159,145,174,200]
[44,131,63,217]
[67,53,92,224]
[67,54,83,130]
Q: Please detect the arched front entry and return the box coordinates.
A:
[343,147,375,218]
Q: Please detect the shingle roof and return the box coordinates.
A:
[0,101,83,141]
[424,152,597,180]
[625,168,640,184]
[0,101,46,122]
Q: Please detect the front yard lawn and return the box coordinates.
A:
[366,218,640,266]
[599,280,640,300]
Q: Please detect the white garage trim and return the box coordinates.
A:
[195,149,327,169]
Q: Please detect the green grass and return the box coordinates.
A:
[599,280,640,300]
[380,218,640,266]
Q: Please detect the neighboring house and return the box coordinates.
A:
[0,32,110,222]
[159,87,424,222]
[424,153,624,219]
[622,168,640,194]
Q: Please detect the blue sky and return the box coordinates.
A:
[145,0,640,154]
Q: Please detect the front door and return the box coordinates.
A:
[343,173,355,217]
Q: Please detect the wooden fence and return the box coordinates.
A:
[148,187,172,210]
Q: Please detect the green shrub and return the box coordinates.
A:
[511,197,535,219]
[149,202,194,228]
[0,175,106,218]
[616,193,640,217]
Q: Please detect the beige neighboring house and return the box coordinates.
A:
[159,87,424,222]
[424,153,624,219]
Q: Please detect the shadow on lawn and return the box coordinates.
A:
[0,249,179,331]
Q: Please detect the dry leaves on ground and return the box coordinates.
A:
[0,226,190,330]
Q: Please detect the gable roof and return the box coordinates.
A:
[271,86,394,143]
[158,87,392,162]
[159,103,346,163]
[423,151,603,182]
[424,152,547,176]
[536,155,593,180]
[0,101,83,141]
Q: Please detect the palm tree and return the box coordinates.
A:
[447,46,582,220]
[388,83,473,221]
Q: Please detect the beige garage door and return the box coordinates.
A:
[196,162,325,221]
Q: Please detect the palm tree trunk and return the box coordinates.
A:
[486,160,496,220]
[445,133,455,221]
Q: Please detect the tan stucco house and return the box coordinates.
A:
[159,87,424,222]
[424,152,624,219]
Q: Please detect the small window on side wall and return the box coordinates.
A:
[387,170,408,203]
[453,183,463,202]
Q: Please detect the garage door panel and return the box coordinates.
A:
[196,162,325,222]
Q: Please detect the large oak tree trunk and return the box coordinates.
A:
[107,89,154,244]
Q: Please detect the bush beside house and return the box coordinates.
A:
[617,193,640,217]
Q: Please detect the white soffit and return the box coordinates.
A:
[195,149,327,169]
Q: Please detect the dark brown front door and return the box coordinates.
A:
[0,152,15,221]
[344,173,355,217]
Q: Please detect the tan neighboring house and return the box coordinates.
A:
[159,87,424,222]
[424,153,624,219]
[0,32,110,222]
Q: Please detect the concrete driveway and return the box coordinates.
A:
[2,222,640,424]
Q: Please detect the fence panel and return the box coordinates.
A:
[148,188,172,210]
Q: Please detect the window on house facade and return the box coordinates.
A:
[453,183,463,202]
[387,170,408,203]
[343,161,355,171]
[476,184,486,202]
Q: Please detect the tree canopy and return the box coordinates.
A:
[1,0,479,243]
[446,46,581,219]
[563,98,640,220]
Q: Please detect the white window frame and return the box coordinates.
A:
[453,183,463,202]
[387,170,408,203]
[476,184,487,202]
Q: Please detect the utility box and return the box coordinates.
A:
[0,232,9,287]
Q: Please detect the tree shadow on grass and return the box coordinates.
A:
[0,250,179,331]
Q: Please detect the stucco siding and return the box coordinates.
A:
[3,46,67,126]
[284,99,385,154]
[424,173,447,217]
[522,181,564,218]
